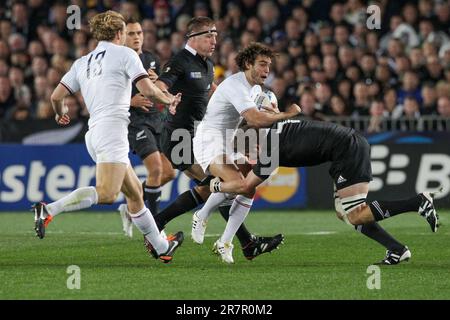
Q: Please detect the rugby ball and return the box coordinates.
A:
[254,90,278,112]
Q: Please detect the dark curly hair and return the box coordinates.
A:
[235,42,276,71]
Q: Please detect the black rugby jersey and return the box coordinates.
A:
[129,51,161,124]
[262,119,356,168]
[158,48,214,132]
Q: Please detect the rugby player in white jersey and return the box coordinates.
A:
[192,43,301,263]
[32,11,184,263]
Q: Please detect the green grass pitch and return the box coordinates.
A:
[1,210,450,300]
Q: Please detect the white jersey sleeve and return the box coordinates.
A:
[60,61,80,94]
[123,47,148,83]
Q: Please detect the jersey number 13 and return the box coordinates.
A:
[87,50,106,79]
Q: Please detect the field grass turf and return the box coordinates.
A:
[1,210,450,300]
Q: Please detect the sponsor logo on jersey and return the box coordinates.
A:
[190,72,202,79]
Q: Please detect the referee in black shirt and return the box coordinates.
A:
[154,17,284,260]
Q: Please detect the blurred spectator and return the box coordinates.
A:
[314,82,332,114]
[154,0,172,40]
[368,99,386,133]
[403,96,421,118]
[11,2,29,40]
[435,80,450,99]
[424,55,443,83]
[330,94,349,116]
[397,71,422,105]
[257,0,281,43]
[170,31,185,53]
[9,66,31,108]
[299,89,322,119]
[0,76,16,117]
[421,82,438,115]
[383,88,403,119]
[5,103,31,120]
[437,96,450,118]
[35,100,53,119]
[0,0,449,134]
[351,81,370,116]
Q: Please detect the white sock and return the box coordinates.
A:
[220,195,253,243]
[46,186,98,217]
[129,206,168,254]
[197,192,227,220]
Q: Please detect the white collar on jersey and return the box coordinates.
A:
[185,44,197,56]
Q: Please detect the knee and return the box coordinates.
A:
[148,165,163,180]
[195,185,211,200]
[161,168,176,185]
[96,188,120,204]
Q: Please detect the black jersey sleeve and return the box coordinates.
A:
[157,57,185,88]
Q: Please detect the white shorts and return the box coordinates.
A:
[85,120,130,165]
[193,128,234,174]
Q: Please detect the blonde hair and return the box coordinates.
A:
[89,11,125,41]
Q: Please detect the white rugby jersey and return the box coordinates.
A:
[198,72,258,137]
[60,41,148,128]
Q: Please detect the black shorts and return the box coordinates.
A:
[128,122,161,160]
[329,132,372,190]
[160,126,195,171]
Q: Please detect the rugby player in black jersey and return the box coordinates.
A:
[211,119,441,265]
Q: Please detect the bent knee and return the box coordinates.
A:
[161,169,176,184]
[97,191,120,204]
[195,185,211,200]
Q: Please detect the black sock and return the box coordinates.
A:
[218,202,253,247]
[155,188,204,230]
[143,183,161,217]
[369,195,422,221]
[355,222,405,252]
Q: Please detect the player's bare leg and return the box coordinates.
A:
[338,183,440,232]
[207,155,254,263]
[121,164,183,263]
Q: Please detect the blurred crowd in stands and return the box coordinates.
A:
[0,0,449,134]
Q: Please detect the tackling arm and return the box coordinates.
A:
[243,103,302,128]
[211,171,264,195]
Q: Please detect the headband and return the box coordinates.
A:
[186,29,218,39]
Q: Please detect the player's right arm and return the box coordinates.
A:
[51,60,81,125]
[125,48,181,108]
[50,84,71,125]
[242,103,302,128]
